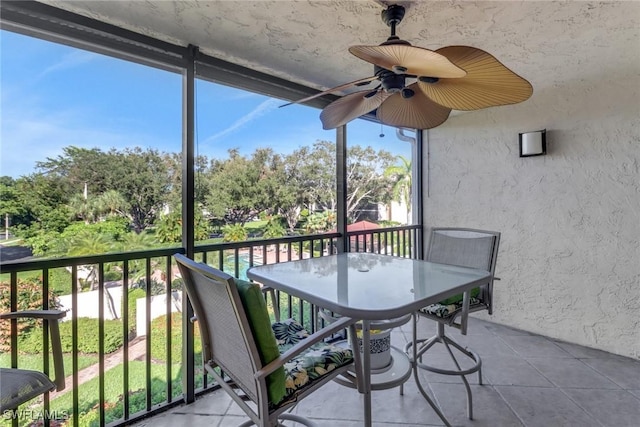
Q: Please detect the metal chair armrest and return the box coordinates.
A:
[0,310,66,391]
[0,309,66,320]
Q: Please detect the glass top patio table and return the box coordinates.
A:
[247,252,491,427]
[246,252,492,321]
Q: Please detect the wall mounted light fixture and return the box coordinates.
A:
[519,129,546,157]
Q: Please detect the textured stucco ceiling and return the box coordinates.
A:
[38,1,639,102]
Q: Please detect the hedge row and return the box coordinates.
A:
[18,317,124,354]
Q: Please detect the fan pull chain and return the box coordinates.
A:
[380,122,385,138]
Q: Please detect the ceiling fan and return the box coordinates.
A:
[283,4,533,130]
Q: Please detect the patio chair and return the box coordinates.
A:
[405,228,500,419]
[174,254,359,427]
[0,310,66,412]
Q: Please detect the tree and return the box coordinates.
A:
[384,155,412,223]
[273,150,311,231]
[68,193,101,224]
[65,230,118,316]
[205,148,280,225]
[292,141,395,222]
[118,230,158,251]
[0,179,23,237]
[97,190,129,217]
[12,173,71,235]
[293,141,335,212]
[155,208,210,243]
[107,148,171,233]
[36,146,172,233]
[163,152,210,210]
[36,147,109,196]
[302,210,336,234]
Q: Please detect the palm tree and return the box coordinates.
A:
[66,231,118,318]
[117,231,163,292]
[68,193,100,224]
[97,190,128,217]
[383,156,412,224]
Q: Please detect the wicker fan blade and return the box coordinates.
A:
[280,76,379,107]
[377,84,451,130]
[320,89,390,130]
[417,46,533,110]
[349,45,466,78]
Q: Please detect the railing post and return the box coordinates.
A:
[336,125,348,253]
[414,130,425,260]
[181,43,197,404]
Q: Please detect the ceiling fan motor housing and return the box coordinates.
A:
[375,66,405,93]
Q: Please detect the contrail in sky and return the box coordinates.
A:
[37,51,96,80]
[204,98,280,144]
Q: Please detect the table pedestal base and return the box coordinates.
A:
[333,345,411,390]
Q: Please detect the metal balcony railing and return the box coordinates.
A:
[0,226,419,427]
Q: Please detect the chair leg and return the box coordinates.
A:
[408,322,482,420]
[441,336,474,419]
[443,333,483,386]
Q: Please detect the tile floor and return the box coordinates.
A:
[131,318,640,427]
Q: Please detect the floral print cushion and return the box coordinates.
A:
[420,297,482,318]
[270,319,353,409]
[272,318,310,351]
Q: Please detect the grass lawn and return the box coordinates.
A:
[0,237,24,246]
[53,361,183,424]
[0,360,186,427]
[0,352,98,376]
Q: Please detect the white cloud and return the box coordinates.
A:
[202,98,281,145]
[0,101,168,178]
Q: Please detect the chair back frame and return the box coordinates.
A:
[426,227,501,315]
[174,254,271,424]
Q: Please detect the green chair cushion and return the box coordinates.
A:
[270,319,354,410]
[234,279,286,405]
[438,286,480,305]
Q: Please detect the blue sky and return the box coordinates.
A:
[1,30,410,178]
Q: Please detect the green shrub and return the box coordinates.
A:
[18,317,123,354]
[171,277,183,291]
[49,267,73,295]
[222,223,248,242]
[262,216,286,239]
[104,270,122,282]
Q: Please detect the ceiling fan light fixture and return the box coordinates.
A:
[401,88,415,99]
[392,65,408,74]
[418,76,440,84]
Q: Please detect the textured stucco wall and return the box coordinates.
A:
[422,10,639,359]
